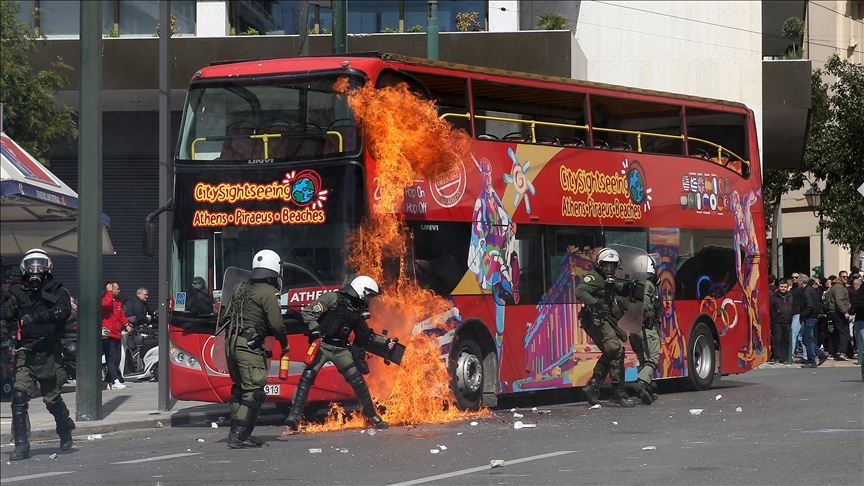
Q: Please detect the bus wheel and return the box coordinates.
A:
[688,323,716,390]
[449,338,484,411]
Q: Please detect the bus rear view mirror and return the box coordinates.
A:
[143,221,157,257]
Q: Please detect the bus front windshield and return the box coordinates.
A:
[176,73,363,163]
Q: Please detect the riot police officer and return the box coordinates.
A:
[576,247,637,407]
[0,249,75,460]
[284,275,393,431]
[629,254,662,405]
[223,249,288,448]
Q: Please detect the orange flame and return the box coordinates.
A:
[286,79,485,434]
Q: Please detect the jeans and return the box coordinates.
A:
[790,313,807,361]
[854,320,864,375]
[802,317,825,364]
[102,338,122,383]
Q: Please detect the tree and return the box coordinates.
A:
[0,0,77,165]
[805,55,864,265]
[537,12,570,30]
[781,16,804,59]
[763,55,864,272]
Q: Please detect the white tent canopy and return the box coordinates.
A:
[0,132,115,257]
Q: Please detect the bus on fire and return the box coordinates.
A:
[146,52,769,419]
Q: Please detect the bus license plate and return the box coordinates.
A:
[264,385,280,395]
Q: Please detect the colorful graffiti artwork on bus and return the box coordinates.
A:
[731,188,766,369]
[649,228,687,378]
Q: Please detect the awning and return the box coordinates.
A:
[0,132,115,256]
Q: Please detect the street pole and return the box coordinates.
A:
[158,0,173,411]
[819,214,825,280]
[76,0,103,422]
[427,0,439,60]
[333,0,346,54]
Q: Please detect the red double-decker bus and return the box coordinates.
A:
[159,52,768,412]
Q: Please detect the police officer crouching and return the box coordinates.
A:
[224,249,288,448]
[285,276,393,431]
[1,249,75,460]
[576,248,638,407]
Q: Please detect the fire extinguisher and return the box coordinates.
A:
[303,339,321,366]
[278,353,290,381]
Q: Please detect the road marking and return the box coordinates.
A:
[3,471,76,483]
[112,452,202,464]
[387,450,576,486]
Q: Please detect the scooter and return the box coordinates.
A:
[119,327,159,382]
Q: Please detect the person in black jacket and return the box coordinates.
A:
[799,276,828,368]
[186,277,215,315]
[850,277,863,381]
[789,273,807,363]
[769,278,794,363]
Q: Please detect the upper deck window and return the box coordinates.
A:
[176,73,363,163]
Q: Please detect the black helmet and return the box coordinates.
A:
[21,248,52,290]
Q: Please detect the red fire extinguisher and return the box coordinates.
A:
[278,354,290,381]
[303,339,321,366]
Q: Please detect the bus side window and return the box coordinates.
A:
[511,225,544,305]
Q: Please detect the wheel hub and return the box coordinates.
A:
[693,334,712,378]
[455,350,482,395]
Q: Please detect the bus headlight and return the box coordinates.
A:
[170,344,202,370]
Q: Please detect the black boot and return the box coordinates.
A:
[47,399,76,451]
[610,384,637,407]
[285,368,316,431]
[634,379,655,405]
[349,372,388,429]
[10,392,30,461]
[226,420,261,449]
[583,373,603,406]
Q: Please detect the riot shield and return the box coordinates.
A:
[607,244,648,334]
[213,267,252,372]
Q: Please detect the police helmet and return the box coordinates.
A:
[348,275,379,305]
[596,247,621,276]
[21,248,52,290]
[637,253,661,278]
[250,249,281,279]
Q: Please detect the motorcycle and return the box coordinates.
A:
[119,326,159,382]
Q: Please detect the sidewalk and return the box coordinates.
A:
[0,380,282,443]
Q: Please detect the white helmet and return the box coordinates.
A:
[349,275,379,304]
[21,248,52,290]
[251,249,281,279]
[596,247,621,276]
[638,254,657,277]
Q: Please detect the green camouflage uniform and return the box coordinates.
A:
[0,277,75,460]
[224,280,287,435]
[576,269,629,385]
[629,279,661,385]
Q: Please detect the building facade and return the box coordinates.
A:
[7,0,861,300]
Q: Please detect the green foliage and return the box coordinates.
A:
[537,12,570,30]
[153,14,180,37]
[238,27,260,36]
[804,55,864,252]
[456,11,483,32]
[781,17,805,40]
[764,55,864,268]
[309,27,331,35]
[105,27,119,38]
[0,0,76,165]
[381,27,399,33]
[407,24,423,33]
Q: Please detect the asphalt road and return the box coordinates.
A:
[2,366,862,486]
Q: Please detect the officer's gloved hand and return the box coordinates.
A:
[308,327,322,344]
[20,314,34,327]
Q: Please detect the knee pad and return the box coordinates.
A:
[11,389,29,406]
[251,389,266,405]
[602,338,622,358]
[345,369,365,389]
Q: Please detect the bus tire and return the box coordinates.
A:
[449,337,484,411]
[688,322,716,391]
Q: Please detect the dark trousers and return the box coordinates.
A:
[829,312,849,357]
[102,338,121,382]
[771,321,790,362]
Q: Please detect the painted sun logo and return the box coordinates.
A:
[502,147,536,214]
[621,159,652,212]
[282,170,329,209]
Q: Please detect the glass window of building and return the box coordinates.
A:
[117,0,194,37]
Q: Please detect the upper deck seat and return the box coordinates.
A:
[219,120,256,160]
[256,120,326,159]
